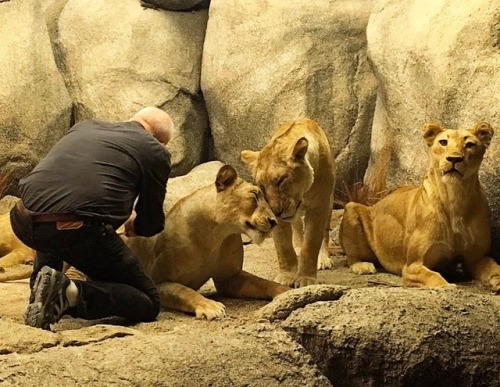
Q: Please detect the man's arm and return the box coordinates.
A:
[133,149,171,237]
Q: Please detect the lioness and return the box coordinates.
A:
[0,212,35,281]
[241,118,335,288]
[126,164,290,319]
[341,121,500,292]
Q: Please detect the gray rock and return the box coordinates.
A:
[0,320,331,386]
[164,160,224,212]
[282,287,500,386]
[201,0,378,192]
[257,285,347,322]
[57,0,209,176]
[0,0,72,193]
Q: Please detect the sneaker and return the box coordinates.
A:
[24,266,71,330]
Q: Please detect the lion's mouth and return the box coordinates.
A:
[279,201,303,221]
[443,167,464,177]
[245,221,256,230]
[245,221,271,234]
[244,221,271,244]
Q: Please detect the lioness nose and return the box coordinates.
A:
[269,218,277,228]
[446,155,464,164]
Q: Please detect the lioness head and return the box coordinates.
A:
[240,131,314,222]
[214,165,277,244]
[423,121,494,179]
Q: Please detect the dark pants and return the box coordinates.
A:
[10,204,160,323]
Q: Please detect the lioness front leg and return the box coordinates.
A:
[464,256,500,293]
[292,217,332,270]
[273,221,298,286]
[214,270,290,300]
[402,262,455,288]
[294,206,331,287]
[340,202,377,275]
[157,282,226,320]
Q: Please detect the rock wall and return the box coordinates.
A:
[56,0,209,175]
[0,0,72,188]
[201,0,378,191]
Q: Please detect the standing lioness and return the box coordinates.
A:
[241,118,335,287]
[341,121,500,292]
[126,165,289,319]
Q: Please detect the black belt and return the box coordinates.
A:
[16,200,83,223]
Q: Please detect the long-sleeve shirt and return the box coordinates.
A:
[19,119,171,237]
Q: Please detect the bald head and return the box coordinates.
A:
[129,107,175,145]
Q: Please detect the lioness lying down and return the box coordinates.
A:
[0,211,35,281]
[126,165,290,319]
[341,121,500,292]
[241,118,335,288]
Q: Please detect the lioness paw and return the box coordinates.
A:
[293,275,318,288]
[195,299,226,320]
[317,252,334,270]
[490,275,500,294]
[350,262,377,275]
[275,272,296,287]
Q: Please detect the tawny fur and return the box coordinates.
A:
[126,165,289,319]
[241,118,335,288]
[341,121,500,292]
[0,212,35,281]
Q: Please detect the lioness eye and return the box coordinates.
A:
[465,142,476,148]
[251,191,259,202]
[439,139,448,146]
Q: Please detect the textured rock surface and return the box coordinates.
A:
[0,0,72,191]
[201,0,378,192]
[0,319,331,386]
[281,287,500,387]
[57,0,209,176]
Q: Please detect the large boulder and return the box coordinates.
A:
[201,0,378,193]
[0,0,72,192]
[277,287,500,386]
[0,320,331,386]
[364,0,500,255]
[57,0,209,176]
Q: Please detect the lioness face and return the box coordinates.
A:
[423,121,494,180]
[215,165,277,245]
[241,138,314,222]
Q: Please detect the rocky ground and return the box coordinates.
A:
[1,237,499,386]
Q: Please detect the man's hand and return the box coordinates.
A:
[123,211,137,237]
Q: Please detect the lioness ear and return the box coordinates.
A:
[240,150,259,169]
[422,121,443,147]
[471,122,494,148]
[215,165,238,192]
[292,137,308,159]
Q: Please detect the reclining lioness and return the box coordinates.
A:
[341,121,500,292]
[0,211,34,280]
[126,165,290,319]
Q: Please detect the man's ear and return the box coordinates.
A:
[240,150,259,169]
[422,121,443,147]
[292,137,308,159]
[215,165,238,192]
[471,122,494,148]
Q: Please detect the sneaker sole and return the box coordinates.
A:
[24,267,58,330]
